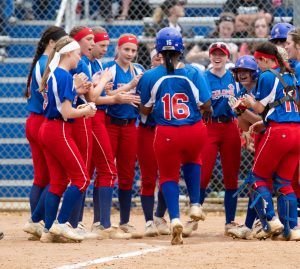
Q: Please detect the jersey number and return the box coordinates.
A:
[162,93,190,120]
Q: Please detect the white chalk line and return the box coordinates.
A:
[54,246,166,269]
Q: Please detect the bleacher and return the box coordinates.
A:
[0,0,293,202]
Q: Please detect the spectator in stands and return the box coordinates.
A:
[239,16,271,56]
[144,0,187,38]
[185,13,238,67]
[117,0,153,20]
[223,0,274,37]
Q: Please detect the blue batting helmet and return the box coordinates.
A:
[231,55,259,81]
[155,27,184,54]
[270,23,295,41]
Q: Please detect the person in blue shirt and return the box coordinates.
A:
[102,33,144,239]
[138,27,212,245]
[243,41,300,241]
[24,26,67,239]
[199,42,241,237]
[285,28,300,217]
[24,36,97,243]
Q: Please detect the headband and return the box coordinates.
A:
[73,28,93,41]
[118,35,138,47]
[49,41,80,72]
[94,32,110,43]
[254,51,279,65]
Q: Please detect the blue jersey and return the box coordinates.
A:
[138,64,211,126]
[26,55,48,114]
[70,58,91,106]
[294,61,300,87]
[43,68,77,122]
[205,70,238,118]
[103,60,144,119]
[254,68,300,123]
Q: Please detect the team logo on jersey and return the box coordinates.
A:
[212,84,235,100]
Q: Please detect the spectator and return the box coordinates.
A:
[223,0,274,37]
[239,16,271,56]
[185,13,238,67]
[144,0,188,38]
[117,0,153,20]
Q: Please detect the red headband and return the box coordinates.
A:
[118,35,138,47]
[254,51,279,65]
[73,28,93,41]
[94,32,110,43]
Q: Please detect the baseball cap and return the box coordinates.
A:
[209,42,230,56]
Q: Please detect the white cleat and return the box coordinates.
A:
[170,219,183,245]
[145,220,159,237]
[91,222,131,240]
[23,219,44,238]
[119,223,143,239]
[189,204,206,221]
[49,221,83,242]
[255,218,284,240]
[75,222,99,240]
[182,219,198,238]
[153,216,170,235]
[224,221,240,236]
[227,224,253,239]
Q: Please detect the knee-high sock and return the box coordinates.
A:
[199,188,206,205]
[182,163,201,204]
[161,181,180,221]
[93,186,100,223]
[29,184,44,214]
[224,189,238,224]
[245,196,257,229]
[119,189,132,225]
[44,191,61,230]
[99,186,113,228]
[155,190,167,218]
[141,195,154,222]
[31,185,49,222]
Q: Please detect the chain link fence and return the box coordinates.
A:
[0,0,296,210]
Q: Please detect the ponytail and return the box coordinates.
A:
[161,51,181,74]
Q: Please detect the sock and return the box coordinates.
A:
[93,186,100,223]
[199,188,206,205]
[78,191,86,222]
[29,184,44,214]
[225,189,238,224]
[297,198,300,217]
[58,186,83,224]
[155,190,167,218]
[118,189,132,225]
[182,163,201,204]
[277,193,298,237]
[31,185,49,222]
[99,187,113,229]
[161,181,180,221]
[44,191,61,230]
[141,195,154,222]
[245,197,257,229]
[68,190,85,228]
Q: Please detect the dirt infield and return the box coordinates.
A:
[0,209,299,269]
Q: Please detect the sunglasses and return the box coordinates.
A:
[210,43,228,50]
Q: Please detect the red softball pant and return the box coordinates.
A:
[72,117,93,173]
[201,121,241,190]
[253,122,300,194]
[39,119,90,197]
[25,113,50,188]
[90,110,117,188]
[137,125,158,196]
[154,121,207,185]
[105,118,137,190]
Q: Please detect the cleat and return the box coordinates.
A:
[49,221,83,242]
[255,217,283,240]
[75,222,99,240]
[91,222,131,240]
[182,219,198,238]
[27,234,40,241]
[119,223,143,239]
[224,221,240,236]
[227,224,253,240]
[145,221,159,237]
[23,219,44,238]
[0,231,3,240]
[189,204,206,221]
[170,219,183,245]
[153,217,170,235]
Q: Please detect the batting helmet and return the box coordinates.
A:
[270,22,295,41]
[231,55,259,81]
[155,27,184,54]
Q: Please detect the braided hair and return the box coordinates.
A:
[25,26,67,98]
[161,50,181,74]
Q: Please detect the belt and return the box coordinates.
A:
[109,116,136,126]
[139,122,156,130]
[211,116,234,123]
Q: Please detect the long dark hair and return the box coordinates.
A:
[254,42,293,74]
[25,26,67,98]
[161,50,181,74]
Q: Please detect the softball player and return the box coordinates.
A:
[25,26,67,218]
[24,36,96,242]
[285,28,300,217]
[137,48,170,237]
[138,27,212,245]
[86,27,138,239]
[243,42,300,241]
[102,34,144,238]
[269,22,295,48]
[200,42,241,236]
